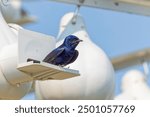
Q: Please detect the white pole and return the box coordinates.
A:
[142,61,149,82]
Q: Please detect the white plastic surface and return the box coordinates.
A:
[0,43,33,85]
[35,13,115,100]
[0,0,21,22]
[18,62,80,81]
[115,70,150,100]
[8,23,23,35]
[0,0,35,24]
[18,29,55,64]
[0,2,32,99]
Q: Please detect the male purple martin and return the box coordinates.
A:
[43,35,82,67]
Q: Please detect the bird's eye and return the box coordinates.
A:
[69,40,73,43]
[68,40,71,43]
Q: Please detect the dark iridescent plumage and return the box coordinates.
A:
[43,35,82,67]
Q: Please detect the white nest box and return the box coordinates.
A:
[0,0,35,24]
[17,29,79,82]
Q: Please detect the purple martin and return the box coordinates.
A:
[43,35,82,67]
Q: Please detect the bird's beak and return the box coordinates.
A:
[76,39,83,43]
[79,39,83,42]
[73,39,83,44]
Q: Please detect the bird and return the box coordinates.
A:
[43,35,82,67]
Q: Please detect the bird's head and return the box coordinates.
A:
[64,35,83,49]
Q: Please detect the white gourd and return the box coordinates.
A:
[35,13,115,100]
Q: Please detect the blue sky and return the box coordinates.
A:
[22,1,150,99]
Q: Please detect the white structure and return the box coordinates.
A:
[8,23,23,35]
[0,0,32,99]
[49,0,150,16]
[35,12,115,100]
[0,1,80,99]
[115,70,150,100]
[0,0,35,24]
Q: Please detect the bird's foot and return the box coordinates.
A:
[58,65,64,67]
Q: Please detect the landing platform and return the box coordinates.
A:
[17,61,80,81]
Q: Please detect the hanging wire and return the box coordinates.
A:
[57,5,81,41]
[71,5,81,25]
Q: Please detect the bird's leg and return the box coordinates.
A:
[58,64,65,67]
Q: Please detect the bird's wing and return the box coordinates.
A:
[66,50,79,65]
[43,48,65,63]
